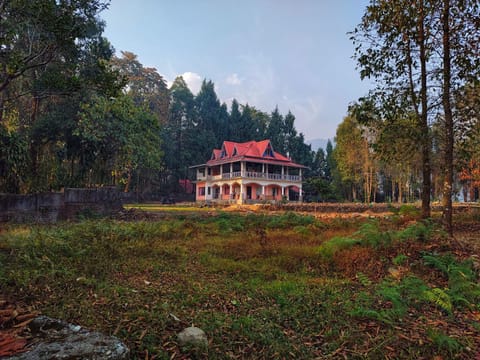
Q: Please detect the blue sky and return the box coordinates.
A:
[101,0,372,141]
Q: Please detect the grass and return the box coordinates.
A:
[0,210,479,359]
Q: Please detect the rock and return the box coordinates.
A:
[5,316,129,360]
[177,326,208,348]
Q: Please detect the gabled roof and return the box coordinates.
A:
[204,139,306,168]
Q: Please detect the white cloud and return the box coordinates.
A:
[181,71,203,94]
[225,73,242,85]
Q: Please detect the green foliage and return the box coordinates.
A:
[427,328,463,356]
[423,288,453,314]
[354,220,392,247]
[266,212,316,230]
[76,95,163,189]
[392,254,408,266]
[423,253,480,308]
[394,221,439,242]
[318,236,359,260]
[398,204,421,218]
[356,272,372,286]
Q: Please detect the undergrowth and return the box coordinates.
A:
[0,211,478,359]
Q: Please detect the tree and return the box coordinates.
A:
[334,115,376,202]
[353,0,480,231]
[76,95,162,192]
[266,106,285,153]
[163,76,197,186]
[195,79,225,158]
[111,51,169,125]
[438,0,480,234]
[352,0,435,216]
[0,0,110,122]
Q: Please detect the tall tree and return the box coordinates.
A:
[163,76,197,183]
[266,106,285,153]
[352,0,435,217]
[111,51,169,125]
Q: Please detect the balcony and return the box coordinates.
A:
[199,171,301,182]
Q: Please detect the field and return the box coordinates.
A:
[1,205,479,359]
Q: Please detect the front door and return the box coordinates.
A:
[247,186,252,199]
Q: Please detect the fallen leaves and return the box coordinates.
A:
[0,296,39,357]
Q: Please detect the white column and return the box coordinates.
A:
[240,183,245,203]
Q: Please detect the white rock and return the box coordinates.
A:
[177,326,208,347]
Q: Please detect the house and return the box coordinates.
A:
[190,140,306,204]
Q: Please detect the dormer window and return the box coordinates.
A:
[220,144,227,158]
[232,147,238,156]
[211,152,216,160]
[263,143,274,157]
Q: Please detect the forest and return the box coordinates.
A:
[1,1,479,221]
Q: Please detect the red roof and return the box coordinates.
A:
[205,140,305,168]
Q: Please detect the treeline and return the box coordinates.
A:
[0,0,315,195]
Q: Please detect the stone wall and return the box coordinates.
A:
[0,187,123,223]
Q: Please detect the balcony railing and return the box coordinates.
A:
[199,171,301,182]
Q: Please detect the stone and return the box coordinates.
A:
[177,326,208,348]
[5,316,129,360]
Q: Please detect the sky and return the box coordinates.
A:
[101,0,372,141]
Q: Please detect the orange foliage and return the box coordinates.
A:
[459,159,480,185]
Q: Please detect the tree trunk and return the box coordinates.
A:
[418,3,431,218]
[398,179,403,204]
[441,0,453,235]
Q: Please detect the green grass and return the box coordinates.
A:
[0,212,479,359]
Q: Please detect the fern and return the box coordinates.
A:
[356,272,372,287]
[423,253,480,309]
[427,328,463,356]
[423,288,453,314]
[354,220,392,247]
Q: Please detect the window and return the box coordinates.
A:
[207,187,211,195]
[232,147,237,156]
[263,144,274,157]
[198,187,205,195]
[220,145,227,158]
[211,152,216,160]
